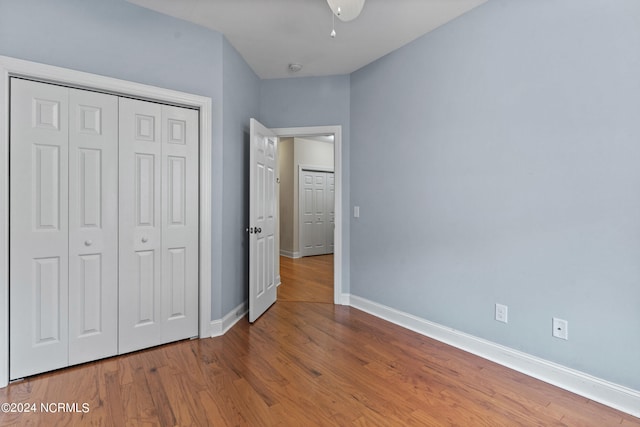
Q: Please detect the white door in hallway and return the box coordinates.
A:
[118,98,199,353]
[300,170,334,257]
[326,172,335,254]
[249,118,278,323]
[9,79,119,379]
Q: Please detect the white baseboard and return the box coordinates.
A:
[348,294,640,418]
[338,293,351,306]
[280,250,301,259]
[209,302,248,337]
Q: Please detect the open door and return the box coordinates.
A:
[249,119,279,322]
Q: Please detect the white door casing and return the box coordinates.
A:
[249,118,278,323]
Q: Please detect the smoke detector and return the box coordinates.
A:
[288,63,303,73]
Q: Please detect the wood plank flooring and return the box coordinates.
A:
[278,254,333,303]
[1,255,638,426]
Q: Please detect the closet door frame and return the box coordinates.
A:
[0,55,213,387]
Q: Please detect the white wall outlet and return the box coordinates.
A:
[495,303,508,323]
[354,206,360,218]
[552,317,568,340]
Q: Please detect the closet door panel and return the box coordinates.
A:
[68,88,118,365]
[326,172,335,254]
[119,98,162,354]
[10,79,70,379]
[161,105,199,342]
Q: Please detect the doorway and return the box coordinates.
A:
[276,133,337,304]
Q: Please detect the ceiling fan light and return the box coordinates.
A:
[326,0,365,22]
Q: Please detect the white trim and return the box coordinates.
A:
[280,250,301,259]
[338,293,351,306]
[210,302,248,337]
[272,126,344,305]
[0,55,213,387]
[348,294,640,418]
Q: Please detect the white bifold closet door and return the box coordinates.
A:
[118,98,199,354]
[9,79,199,379]
[10,79,118,379]
[300,170,335,257]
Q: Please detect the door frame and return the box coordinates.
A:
[272,126,344,306]
[0,55,213,387]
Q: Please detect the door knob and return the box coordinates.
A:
[84,240,92,246]
[141,237,148,243]
[256,227,262,233]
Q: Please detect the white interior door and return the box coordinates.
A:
[10,79,70,379]
[249,118,278,323]
[160,105,199,342]
[68,88,118,365]
[119,98,199,353]
[118,98,163,353]
[326,172,335,254]
[9,80,120,378]
[8,76,201,380]
[300,170,334,257]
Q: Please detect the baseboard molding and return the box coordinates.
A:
[280,250,301,259]
[348,294,640,418]
[338,293,351,306]
[209,302,248,337]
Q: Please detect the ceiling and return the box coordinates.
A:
[126,0,488,79]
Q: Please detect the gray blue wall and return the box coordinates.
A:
[221,39,260,315]
[350,0,640,390]
[260,76,351,291]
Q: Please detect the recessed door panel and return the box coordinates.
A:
[77,254,102,335]
[136,250,156,325]
[33,144,61,230]
[33,257,62,344]
[78,149,102,228]
[136,154,156,227]
[167,248,186,319]
[168,156,186,226]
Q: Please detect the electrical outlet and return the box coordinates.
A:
[495,303,508,323]
[552,317,568,340]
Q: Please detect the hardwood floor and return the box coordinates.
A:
[1,256,638,426]
[278,254,333,303]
